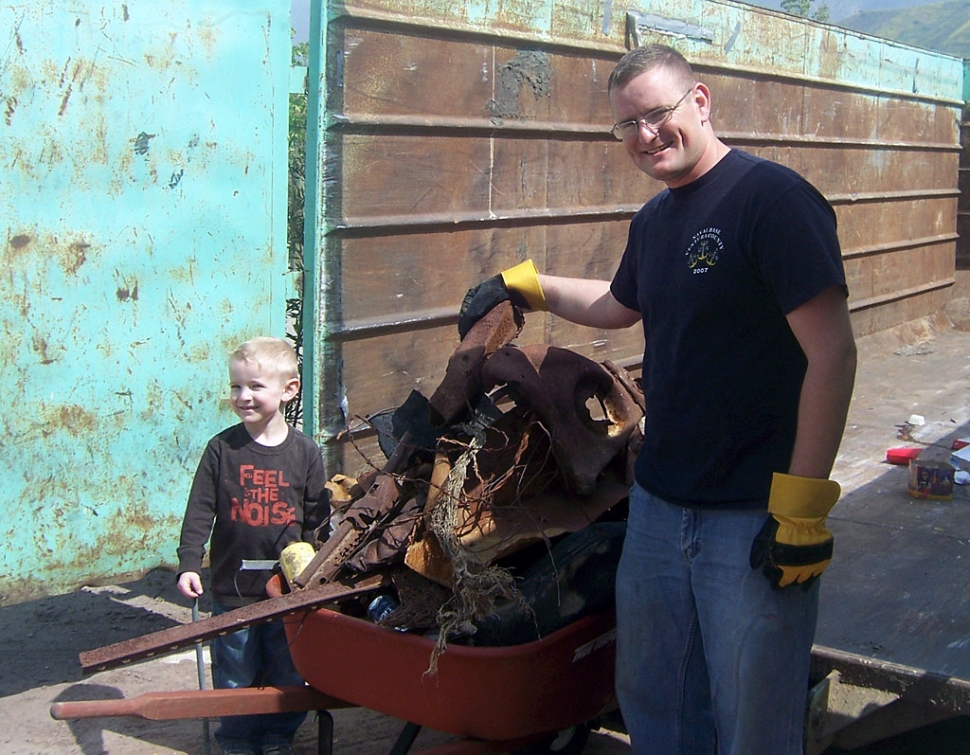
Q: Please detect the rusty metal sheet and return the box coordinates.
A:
[292,473,403,586]
[2,0,291,604]
[429,300,524,425]
[79,573,385,674]
[331,217,635,332]
[838,196,958,249]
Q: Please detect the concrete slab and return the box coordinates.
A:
[820,324,970,681]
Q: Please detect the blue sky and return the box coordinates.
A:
[291,0,310,42]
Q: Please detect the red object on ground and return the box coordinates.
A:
[267,576,616,741]
[886,447,922,465]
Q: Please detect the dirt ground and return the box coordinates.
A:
[7,319,970,755]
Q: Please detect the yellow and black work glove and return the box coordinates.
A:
[749,472,841,590]
[457,259,547,339]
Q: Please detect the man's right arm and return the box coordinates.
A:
[458,260,640,336]
[538,275,641,330]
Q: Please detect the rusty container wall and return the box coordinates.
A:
[668,12,964,340]
[305,0,965,475]
[2,1,292,604]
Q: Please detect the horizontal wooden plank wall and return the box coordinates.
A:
[711,69,960,338]
[310,0,964,474]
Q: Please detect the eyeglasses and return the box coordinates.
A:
[610,87,695,141]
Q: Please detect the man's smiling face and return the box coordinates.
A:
[609,66,712,189]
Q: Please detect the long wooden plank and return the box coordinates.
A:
[79,574,386,674]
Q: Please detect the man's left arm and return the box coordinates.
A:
[785,284,857,479]
[749,284,857,588]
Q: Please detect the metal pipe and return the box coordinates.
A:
[193,599,212,755]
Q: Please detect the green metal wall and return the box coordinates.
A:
[1,0,291,604]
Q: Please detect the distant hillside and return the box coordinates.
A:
[837,0,970,57]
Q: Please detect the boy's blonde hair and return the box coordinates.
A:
[230,337,299,381]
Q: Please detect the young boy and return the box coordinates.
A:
[177,336,329,755]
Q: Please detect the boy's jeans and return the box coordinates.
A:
[615,483,818,755]
[211,604,307,751]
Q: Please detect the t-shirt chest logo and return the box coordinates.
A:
[685,227,723,275]
[230,464,297,527]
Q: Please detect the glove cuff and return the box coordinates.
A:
[501,259,547,311]
[767,472,841,518]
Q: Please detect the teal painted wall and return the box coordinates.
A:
[1,0,290,604]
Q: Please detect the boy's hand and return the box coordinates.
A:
[177,571,204,599]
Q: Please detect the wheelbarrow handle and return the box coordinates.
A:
[50,685,350,721]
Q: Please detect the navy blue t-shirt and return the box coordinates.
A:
[611,150,846,508]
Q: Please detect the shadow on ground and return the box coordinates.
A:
[0,566,207,697]
[824,716,970,754]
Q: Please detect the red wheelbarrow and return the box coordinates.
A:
[265,573,618,753]
[51,582,618,754]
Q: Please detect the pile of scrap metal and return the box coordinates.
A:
[288,301,645,658]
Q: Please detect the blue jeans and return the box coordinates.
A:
[615,484,818,755]
[211,602,307,752]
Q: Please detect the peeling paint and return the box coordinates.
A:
[31,334,56,365]
[626,10,715,45]
[58,82,72,115]
[133,131,155,155]
[486,50,551,120]
[5,96,18,125]
[50,404,98,437]
[116,283,138,301]
[65,241,88,275]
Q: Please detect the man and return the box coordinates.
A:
[459,44,857,753]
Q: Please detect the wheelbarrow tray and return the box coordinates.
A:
[275,588,616,741]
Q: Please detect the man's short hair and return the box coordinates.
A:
[230,336,299,380]
[608,44,696,94]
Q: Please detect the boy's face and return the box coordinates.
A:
[228,357,299,428]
